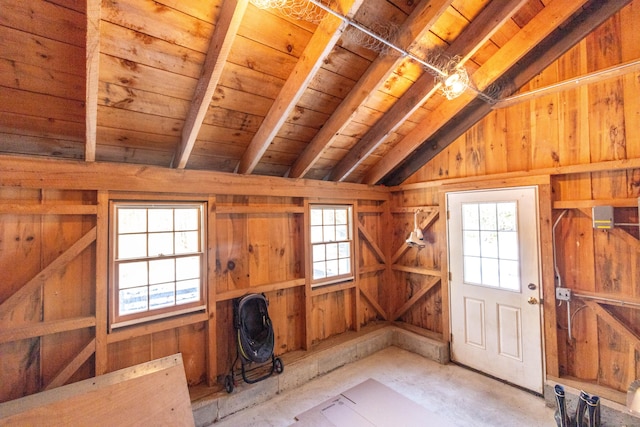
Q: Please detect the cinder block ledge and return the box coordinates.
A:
[191,323,449,426]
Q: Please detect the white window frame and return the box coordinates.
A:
[109,200,207,330]
[309,204,354,287]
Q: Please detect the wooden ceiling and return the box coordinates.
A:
[0,0,632,185]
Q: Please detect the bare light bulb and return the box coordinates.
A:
[444,73,465,96]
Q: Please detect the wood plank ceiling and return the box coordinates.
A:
[0,0,632,185]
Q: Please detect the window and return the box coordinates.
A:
[109,201,206,329]
[310,204,354,286]
[461,201,520,291]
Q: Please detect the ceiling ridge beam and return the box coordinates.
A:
[287,0,454,179]
[171,0,249,169]
[330,0,528,182]
[85,0,101,162]
[385,0,634,186]
[363,0,592,185]
[236,0,366,175]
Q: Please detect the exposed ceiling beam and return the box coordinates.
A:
[287,0,454,179]
[384,0,634,186]
[85,0,101,162]
[329,0,528,182]
[236,0,365,175]
[171,0,248,169]
[363,0,592,185]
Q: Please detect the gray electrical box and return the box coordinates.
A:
[592,205,614,229]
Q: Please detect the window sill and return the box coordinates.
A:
[310,280,355,297]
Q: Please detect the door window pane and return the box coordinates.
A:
[463,231,480,257]
[497,202,517,231]
[479,204,497,230]
[461,202,521,291]
[462,204,479,230]
[480,231,498,258]
[463,256,482,285]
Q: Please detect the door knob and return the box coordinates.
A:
[527,296,539,305]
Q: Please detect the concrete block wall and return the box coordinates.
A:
[192,326,448,426]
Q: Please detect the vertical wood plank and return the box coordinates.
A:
[587,11,627,200]
[303,199,312,350]
[95,190,108,375]
[483,109,507,175]
[538,183,558,377]
[0,189,43,402]
[382,200,394,320]
[206,196,217,384]
[465,119,486,177]
[438,190,450,343]
[505,100,531,173]
[353,203,361,331]
[529,62,560,170]
[85,0,101,161]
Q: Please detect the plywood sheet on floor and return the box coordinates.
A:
[293,378,453,426]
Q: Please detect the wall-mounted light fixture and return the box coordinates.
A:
[406,209,425,248]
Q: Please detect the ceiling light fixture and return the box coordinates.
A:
[249,0,474,100]
[440,66,469,100]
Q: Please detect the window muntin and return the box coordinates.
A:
[110,202,206,329]
[461,202,520,291]
[310,205,353,286]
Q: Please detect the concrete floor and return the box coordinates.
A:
[209,346,555,426]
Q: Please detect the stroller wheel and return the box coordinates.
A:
[224,375,234,393]
[274,357,284,374]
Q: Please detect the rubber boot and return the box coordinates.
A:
[587,395,601,427]
[554,385,571,427]
[575,390,590,427]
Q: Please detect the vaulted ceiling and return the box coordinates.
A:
[0,0,632,186]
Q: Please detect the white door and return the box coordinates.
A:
[447,187,543,393]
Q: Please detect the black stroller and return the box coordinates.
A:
[224,293,283,393]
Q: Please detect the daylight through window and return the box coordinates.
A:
[110,201,206,329]
[461,201,520,291]
[310,205,354,286]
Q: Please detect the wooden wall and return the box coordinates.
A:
[0,158,388,403]
[393,0,640,400]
